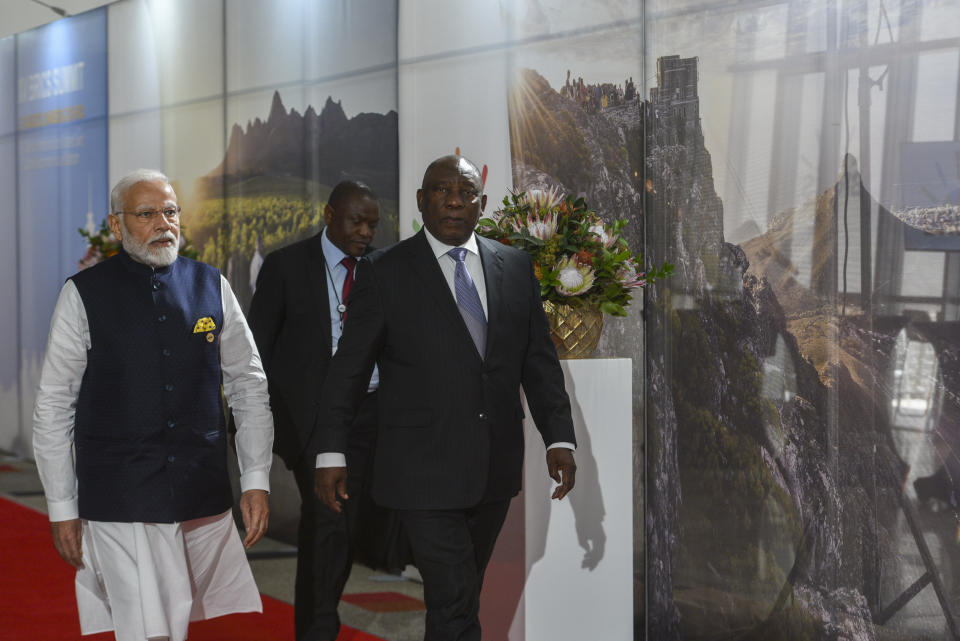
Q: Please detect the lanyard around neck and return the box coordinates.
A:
[324,255,352,330]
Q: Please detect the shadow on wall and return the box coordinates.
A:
[482,373,608,640]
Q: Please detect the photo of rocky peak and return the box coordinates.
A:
[188,90,399,311]
[201,90,398,204]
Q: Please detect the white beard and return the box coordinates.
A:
[122,227,179,268]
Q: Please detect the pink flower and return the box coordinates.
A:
[616,258,646,288]
[588,222,619,248]
[524,210,558,240]
[520,186,563,212]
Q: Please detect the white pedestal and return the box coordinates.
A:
[480,358,633,641]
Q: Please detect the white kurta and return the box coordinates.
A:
[33,273,274,641]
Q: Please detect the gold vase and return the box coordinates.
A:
[542,301,603,359]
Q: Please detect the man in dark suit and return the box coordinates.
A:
[314,155,578,641]
[247,180,381,641]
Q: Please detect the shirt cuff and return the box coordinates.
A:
[547,442,576,452]
[239,470,271,494]
[316,452,347,468]
[47,498,79,522]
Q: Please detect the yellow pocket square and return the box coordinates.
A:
[193,317,216,333]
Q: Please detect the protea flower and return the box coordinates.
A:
[554,254,595,296]
[520,186,563,212]
[616,258,646,288]
[489,208,514,232]
[588,222,619,248]
[524,210,558,240]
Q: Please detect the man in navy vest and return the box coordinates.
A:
[33,169,274,641]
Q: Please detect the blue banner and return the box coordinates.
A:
[16,8,108,364]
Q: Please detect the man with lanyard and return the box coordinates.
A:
[33,169,273,641]
[248,180,386,641]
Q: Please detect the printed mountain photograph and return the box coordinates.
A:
[187,91,399,309]
[644,52,960,640]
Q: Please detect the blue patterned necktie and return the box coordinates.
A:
[447,247,487,357]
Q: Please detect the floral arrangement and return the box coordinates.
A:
[78,218,199,270]
[476,188,672,316]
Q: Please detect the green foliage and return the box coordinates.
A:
[189,174,398,272]
[476,189,672,316]
[188,195,324,270]
[670,304,801,598]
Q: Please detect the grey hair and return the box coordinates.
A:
[110,169,171,213]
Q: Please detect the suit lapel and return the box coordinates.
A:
[409,231,488,360]
[477,236,503,360]
[306,234,332,354]
[408,231,463,330]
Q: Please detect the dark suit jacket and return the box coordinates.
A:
[313,230,576,510]
[248,232,367,470]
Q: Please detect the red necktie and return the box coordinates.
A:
[340,256,357,313]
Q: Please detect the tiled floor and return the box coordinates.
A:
[0,451,426,641]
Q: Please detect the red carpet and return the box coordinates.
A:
[0,497,384,640]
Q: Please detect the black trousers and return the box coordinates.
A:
[292,391,378,641]
[398,499,512,641]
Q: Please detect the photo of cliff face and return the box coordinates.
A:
[507,64,647,383]
[644,47,960,639]
[188,90,399,309]
[508,68,643,248]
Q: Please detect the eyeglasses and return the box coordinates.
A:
[114,206,181,223]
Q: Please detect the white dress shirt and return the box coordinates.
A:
[318,228,573,468]
[33,275,274,521]
[314,228,379,469]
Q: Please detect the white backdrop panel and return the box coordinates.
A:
[481,358,633,641]
[108,110,163,188]
[397,50,511,237]
[159,99,224,204]
[109,0,223,113]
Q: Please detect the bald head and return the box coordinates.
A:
[420,155,482,191]
[417,155,487,246]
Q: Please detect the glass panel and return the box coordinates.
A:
[913,51,959,143]
[645,0,960,638]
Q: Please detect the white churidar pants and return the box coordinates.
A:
[74,509,262,641]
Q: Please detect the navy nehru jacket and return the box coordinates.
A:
[70,249,231,523]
